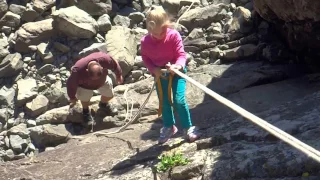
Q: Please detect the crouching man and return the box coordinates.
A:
[67,52,123,125]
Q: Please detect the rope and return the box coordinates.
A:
[170,68,320,163]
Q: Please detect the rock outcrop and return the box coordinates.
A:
[0,0,320,179]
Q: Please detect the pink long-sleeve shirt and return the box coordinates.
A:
[140,28,186,74]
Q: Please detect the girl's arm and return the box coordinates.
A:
[141,43,157,74]
[173,31,187,68]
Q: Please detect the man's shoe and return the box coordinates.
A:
[83,112,95,126]
[99,102,118,115]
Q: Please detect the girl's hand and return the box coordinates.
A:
[165,63,182,74]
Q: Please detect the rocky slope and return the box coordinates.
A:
[1,0,320,179]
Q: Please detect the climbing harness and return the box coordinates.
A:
[157,71,175,116]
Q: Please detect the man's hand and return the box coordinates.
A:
[69,98,78,108]
[116,75,124,85]
[165,63,182,74]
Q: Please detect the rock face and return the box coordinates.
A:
[254,0,320,50]
[1,0,320,179]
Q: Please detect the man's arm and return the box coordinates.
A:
[67,68,79,100]
[99,53,123,77]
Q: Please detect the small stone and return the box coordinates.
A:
[6,119,14,129]
[37,64,54,75]
[0,11,21,28]
[53,42,70,53]
[22,3,39,22]
[113,15,131,28]
[47,74,56,82]
[0,86,16,108]
[9,4,26,16]
[27,120,36,127]
[4,149,14,161]
[7,123,29,138]
[97,14,112,32]
[37,42,54,64]
[128,12,145,23]
[45,147,55,151]
[1,26,11,35]
[10,135,27,153]
[131,70,143,79]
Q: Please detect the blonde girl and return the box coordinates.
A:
[140,5,201,144]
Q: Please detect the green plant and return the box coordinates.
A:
[156,151,190,173]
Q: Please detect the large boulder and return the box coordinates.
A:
[14,18,55,53]
[179,3,228,30]
[254,0,320,50]
[52,6,98,39]
[104,26,137,77]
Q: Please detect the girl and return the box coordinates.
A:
[140,5,201,144]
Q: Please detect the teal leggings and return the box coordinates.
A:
[155,68,192,129]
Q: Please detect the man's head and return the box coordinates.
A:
[87,61,103,80]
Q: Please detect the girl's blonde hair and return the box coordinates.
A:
[145,5,172,31]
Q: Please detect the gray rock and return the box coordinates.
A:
[227,6,252,34]
[52,6,98,39]
[0,86,16,108]
[128,12,145,24]
[97,14,112,33]
[179,4,228,30]
[21,3,39,22]
[7,123,29,138]
[29,124,70,147]
[162,0,200,16]
[32,0,55,13]
[0,108,10,124]
[0,0,8,18]
[16,78,38,106]
[1,26,11,35]
[9,135,27,153]
[4,149,14,161]
[14,18,55,53]
[53,42,70,53]
[221,44,257,60]
[113,15,131,28]
[37,64,54,75]
[184,28,208,52]
[8,4,26,16]
[25,95,49,117]
[134,56,144,68]
[105,26,138,77]
[0,53,24,78]
[208,22,222,34]
[26,120,36,127]
[43,81,64,104]
[76,0,112,16]
[0,11,20,28]
[131,70,143,80]
[37,42,54,64]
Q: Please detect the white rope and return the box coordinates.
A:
[171,68,320,163]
